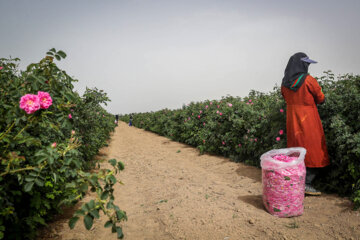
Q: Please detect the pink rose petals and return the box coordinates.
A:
[261,148,306,218]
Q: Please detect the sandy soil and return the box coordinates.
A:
[39,121,360,240]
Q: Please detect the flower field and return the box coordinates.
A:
[0,49,126,239]
[120,71,360,209]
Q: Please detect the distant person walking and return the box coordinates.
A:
[129,114,133,127]
[115,114,119,126]
[281,52,330,196]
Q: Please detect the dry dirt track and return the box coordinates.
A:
[39,121,360,240]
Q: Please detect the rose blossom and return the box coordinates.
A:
[222,141,225,145]
[68,114,72,119]
[276,137,280,141]
[51,142,57,148]
[37,91,52,109]
[0,66,3,70]
[228,103,232,107]
[20,94,40,114]
[279,130,284,135]
[280,109,284,113]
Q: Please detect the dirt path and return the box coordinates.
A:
[40,121,360,240]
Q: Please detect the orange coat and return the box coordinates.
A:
[281,75,330,168]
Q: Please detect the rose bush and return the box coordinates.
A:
[0,49,126,239]
[120,72,360,209]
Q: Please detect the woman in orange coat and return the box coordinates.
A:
[281,52,330,195]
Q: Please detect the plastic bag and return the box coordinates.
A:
[260,147,306,217]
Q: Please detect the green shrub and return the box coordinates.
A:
[0,49,126,239]
[121,72,360,209]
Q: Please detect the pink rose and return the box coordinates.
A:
[279,130,284,135]
[216,110,219,114]
[205,105,209,109]
[68,114,72,119]
[210,102,213,105]
[217,105,220,108]
[20,94,40,114]
[37,91,52,109]
[254,138,258,142]
[71,130,75,135]
[238,144,242,147]
[249,99,252,103]
[222,141,225,145]
[0,66,3,70]
[200,110,202,114]
[228,103,232,107]
[197,115,201,119]
[276,137,280,141]
[219,112,222,116]
[280,109,284,113]
[51,142,57,148]
[203,140,206,143]
[203,122,205,126]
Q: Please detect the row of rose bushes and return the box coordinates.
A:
[120,71,360,209]
[0,49,126,239]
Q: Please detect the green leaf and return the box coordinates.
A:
[90,209,100,219]
[109,159,116,167]
[55,55,61,61]
[284,176,291,181]
[116,210,126,220]
[74,209,86,216]
[24,182,34,192]
[53,173,58,183]
[46,51,54,56]
[65,182,76,189]
[101,191,109,200]
[106,201,114,209]
[69,216,79,229]
[57,50,67,58]
[117,161,125,171]
[116,226,124,239]
[48,156,54,165]
[104,220,112,228]
[81,203,90,212]
[49,47,56,52]
[25,176,35,182]
[108,175,117,184]
[88,199,95,209]
[80,183,88,192]
[84,214,93,230]
[35,178,44,187]
[273,208,281,212]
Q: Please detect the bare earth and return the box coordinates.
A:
[39,121,360,240]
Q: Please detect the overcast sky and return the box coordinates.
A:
[1,0,359,114]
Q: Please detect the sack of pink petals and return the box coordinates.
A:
[260,147,307,217]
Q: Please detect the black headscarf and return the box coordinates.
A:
[282,52,310,91]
